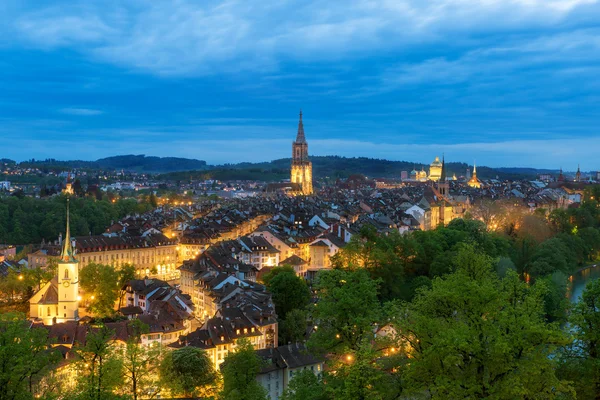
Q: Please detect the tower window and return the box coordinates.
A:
[64,269,69,279]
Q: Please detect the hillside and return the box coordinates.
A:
[8,154,559,181]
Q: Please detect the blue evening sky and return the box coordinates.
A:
[2,0,600,168]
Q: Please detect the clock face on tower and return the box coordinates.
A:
[63,281,70,288]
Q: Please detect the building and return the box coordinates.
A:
[30,202,79,325]
[429,156,443,181]
[172,285,278,370]
[290,111,313,195]
[121,278,195,346]
[576,164,581,182]
[29,234,179,280]
[63,173,74,195]
[256,343,325,400]
[467,162,482,189]
[558,168,565,182]
[400,171,408,180]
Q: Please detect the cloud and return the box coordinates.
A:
[9,0,600,76]
[59,107,104,116]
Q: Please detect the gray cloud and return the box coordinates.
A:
[10,0,600,76]
[59,107,104,116]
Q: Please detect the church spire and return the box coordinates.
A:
[61,199,76,262]
[473,161,477,176]
[295,110,306,143]
[440,154,447,181]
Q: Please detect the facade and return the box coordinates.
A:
[29,234,179,280]
[290,111,313,195]
[256,344,325,400]
[173,285,278,370]
[122,278,194,346]
[467,162,482,189]
[30,203,79,325]
[429,156,443,181]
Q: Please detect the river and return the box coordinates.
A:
[567,264,600,303]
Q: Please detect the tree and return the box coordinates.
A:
[264,268,311,318]
[0,313,59,400]
[578,227,600,261]
[119,320,161,400]
[0,270,28,303]
[281,369,327,400]
[117,263,136,309]
[560,278,600,398]
[309,268,380,355]
[529,238,571,277]
[220,338,267,400]
[332,227,417,302]
[79,263,120,318]
[279,309,308,345]
[159,346,217,398]
[397,244,573,399]
[72,325,124,400]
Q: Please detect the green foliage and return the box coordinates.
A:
[279,309,308,345]
[325,342,403,400]
[0,270,29,304]
[0,313,60,400]
[309,268,380,354]
[559,278,600,399]
[72,325,125,400]
[281,369,327,400]
[79,263,120,318]
[220,338,267,400]
[118,320,162,400]
[159,346,216,398]
[0,195,154,245]
[263,267,311,318]
[397,244,573,399]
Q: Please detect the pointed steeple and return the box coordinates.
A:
[440,154,447,181]
[295,110,306,143]
[61,199,76,262]
[473,161,477,176]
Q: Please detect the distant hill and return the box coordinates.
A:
[95,155,208,172]
[9,154,560,180]
[160,156,558,182]
[15,155,208,173]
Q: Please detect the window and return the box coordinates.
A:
[64,269,69,279]
[47,307,51,316]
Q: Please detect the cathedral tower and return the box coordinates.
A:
[468,161,481,188]
[437,155,449,197]
[57,200,79,323]
[290,111,313,195]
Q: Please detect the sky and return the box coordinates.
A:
[2,0,600,169]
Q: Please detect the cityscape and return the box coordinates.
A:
[3,1,600,400]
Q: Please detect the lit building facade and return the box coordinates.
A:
[467,162,482,188]
[290,111,313,195]
[30,202,80,325]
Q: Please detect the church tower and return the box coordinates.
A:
[290,111,313,195]
[437,155,449,197]
[576,164,581,182]
[57,200,79,323]
[468,161,481,188]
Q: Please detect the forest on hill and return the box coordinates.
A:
[6,154,560,181]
